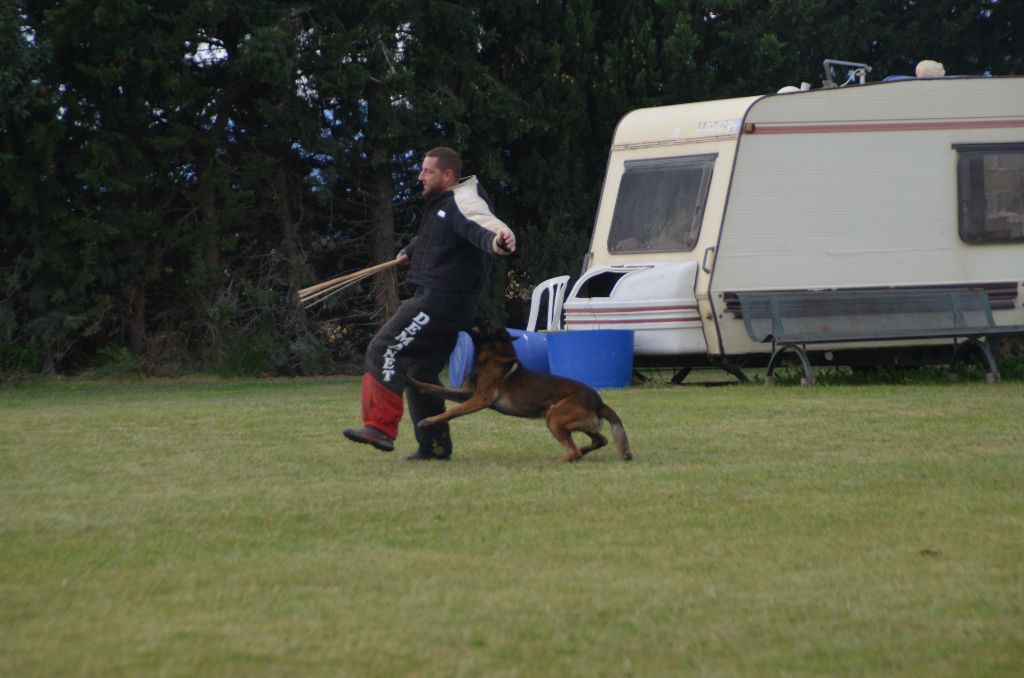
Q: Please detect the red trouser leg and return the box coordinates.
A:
[361,373,403,439]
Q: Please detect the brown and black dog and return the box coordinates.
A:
[409,325,632,462]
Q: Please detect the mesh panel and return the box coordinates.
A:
[738,289,996,343]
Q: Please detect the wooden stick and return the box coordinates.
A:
[298,260,398,299]
[299,269,372,306]
[301,278,359,309]
[300,270,363,303]
[298,259,401,307]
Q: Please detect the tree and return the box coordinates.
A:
[3,0,1019,374]
[297,2,525,326]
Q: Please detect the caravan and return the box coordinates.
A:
[551,62,1024,379]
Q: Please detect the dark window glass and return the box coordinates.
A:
[607,155,715,253]
[956,143,1024,243]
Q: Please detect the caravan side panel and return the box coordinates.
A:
[709,78,1024,356]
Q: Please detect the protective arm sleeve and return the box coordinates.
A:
[451,177,515,255]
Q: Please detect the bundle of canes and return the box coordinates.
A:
[298,259,401,309]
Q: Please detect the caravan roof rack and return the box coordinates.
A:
[821,59,872,88]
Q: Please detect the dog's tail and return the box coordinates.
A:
[598,404,633,461]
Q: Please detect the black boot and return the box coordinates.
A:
[402,424,452,461]
[405,378,453,461]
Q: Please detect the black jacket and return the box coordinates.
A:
[402,176,510,296]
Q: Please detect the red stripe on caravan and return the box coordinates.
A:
[564,317,701,326]
[569,305,699,315]
[749,118,1024,135]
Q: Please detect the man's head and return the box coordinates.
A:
[419,147,462,198]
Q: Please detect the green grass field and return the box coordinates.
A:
[2,376,1023,675]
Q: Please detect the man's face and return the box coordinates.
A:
[418,156,455,198]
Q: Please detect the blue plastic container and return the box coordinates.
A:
[447,328,550,388]
[547,329,634,389]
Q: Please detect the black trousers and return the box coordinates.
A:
[364,286,476,452]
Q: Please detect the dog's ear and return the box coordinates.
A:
[473,321,497,341]
[494,326,514,342]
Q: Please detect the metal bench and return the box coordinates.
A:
[735,289,1024,386]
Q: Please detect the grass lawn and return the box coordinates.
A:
[2,376,1023,675]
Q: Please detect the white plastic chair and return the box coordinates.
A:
[526,275,570,331]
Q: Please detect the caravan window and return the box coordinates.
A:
[956,143,1024,243]
[607,155,715,253]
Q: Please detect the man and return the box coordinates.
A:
[343,147,516,461]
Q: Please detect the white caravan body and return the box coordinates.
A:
[565,76,1024,363]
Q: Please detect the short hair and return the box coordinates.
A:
[425,147,463,177]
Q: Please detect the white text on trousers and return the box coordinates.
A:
[382,312,431,382]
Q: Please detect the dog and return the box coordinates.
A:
[409,324,632,462]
